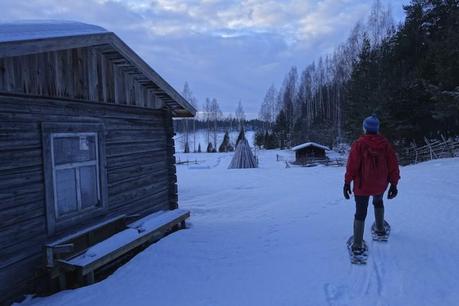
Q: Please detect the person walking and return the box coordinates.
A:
[343,115,400,255]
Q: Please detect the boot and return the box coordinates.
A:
[374,207,386,235]
[352,219,365,253]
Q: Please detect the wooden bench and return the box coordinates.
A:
[46,209,190,287]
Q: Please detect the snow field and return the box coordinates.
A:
[21,151,459,306]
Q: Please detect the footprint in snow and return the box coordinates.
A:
[324,283,350,306]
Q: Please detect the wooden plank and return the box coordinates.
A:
[45,51,57,96]
[96,51,106,102]
[109,184,169,209]
[0,58,5,91]
[113,65,120,104]
[107,160,168,183]
[0,93,166,121]
[105,57,115,103]
[107,195,170,225]
[0,217,46,250]
[88,47,98,101]
[103,118,165,130]
[0,201,44,229]
[0,186,44,213]
[55,51,65,96]
[108,169,168,195]
[13,56,23,92]
[81,48,89,100]
[106,149,167,170]
[109,177,169,202]
[106,135,166,146]
[106,142,166,157]
[0,148,42,171]
[0,121,39,131]
[54,50,63,96]
[0,137,41,149]
[46,215,127,247]
[0,167,42,190]
[128,75,135,106]
[105,128,166,141]
[0,236,46,269]
[72,48,81,99]
[4,57,14,91]
[65,49,74,97]
[37,52,47,96]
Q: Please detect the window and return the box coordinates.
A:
[42,123,107,234]
[52,133,100,216]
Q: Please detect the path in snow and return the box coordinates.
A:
[22,151,459,306]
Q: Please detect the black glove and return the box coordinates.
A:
[388,184,398,199]
[343,183,352,200]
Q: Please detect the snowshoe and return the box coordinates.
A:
[346,236,368,265]
[371,220,391,242]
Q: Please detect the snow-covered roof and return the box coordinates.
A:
[0,20,108,43]
[291,142,330,151]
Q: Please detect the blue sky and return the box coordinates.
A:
[0,0,409,117]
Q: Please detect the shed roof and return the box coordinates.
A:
[0,20,196,117]
[291,142,330,152]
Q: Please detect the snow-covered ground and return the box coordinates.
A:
[22,151,459,306]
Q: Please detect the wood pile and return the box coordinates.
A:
[228,139,257,169]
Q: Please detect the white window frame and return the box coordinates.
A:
[51,132,101,218]
[42,122,108,235]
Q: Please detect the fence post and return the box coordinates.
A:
[411,141,418,164]
[441,134,455,157]
[424,137,434,160]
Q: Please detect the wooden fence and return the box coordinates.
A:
[400,137,459,165]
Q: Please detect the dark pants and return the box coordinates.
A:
[354,194,384,221]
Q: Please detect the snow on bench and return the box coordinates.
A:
[57,209,190,284]
[127,209,187,233]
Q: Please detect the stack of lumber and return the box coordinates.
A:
[228,138,257,169]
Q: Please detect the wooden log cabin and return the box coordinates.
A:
[291,142,330,165]
[0,21,195,304]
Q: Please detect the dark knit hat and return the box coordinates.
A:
[363,115,380,133]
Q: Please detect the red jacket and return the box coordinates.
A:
[345,134,400,196]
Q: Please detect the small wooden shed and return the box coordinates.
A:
[0,21,195,304]
[291,142,330,165]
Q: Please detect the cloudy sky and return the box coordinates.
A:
[0,0,409,117]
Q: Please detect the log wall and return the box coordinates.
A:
[0,93,177,303]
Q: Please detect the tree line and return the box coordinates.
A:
[174,83,262,153]
[256,0,459,151]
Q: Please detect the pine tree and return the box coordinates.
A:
[236,126,246,146]
[219,131,233,152]
[274,110,288,149]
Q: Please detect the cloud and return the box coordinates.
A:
[0,0,409,116]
